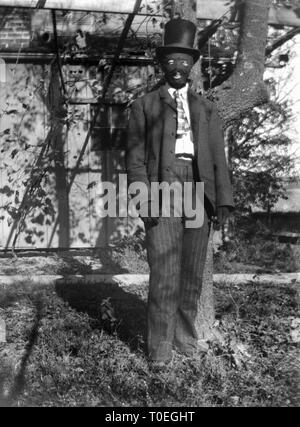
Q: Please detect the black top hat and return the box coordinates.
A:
[156,19,200,63]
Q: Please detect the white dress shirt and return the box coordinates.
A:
[168,84,195,159]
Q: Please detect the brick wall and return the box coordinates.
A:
[0,7,162,53]
[0,9,31,51]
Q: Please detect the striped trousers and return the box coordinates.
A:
[146,159,211,362]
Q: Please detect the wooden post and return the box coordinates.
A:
[0,57,6,116]
[102,147,115,247]
[49,65,70,248]
[0,58,6,251]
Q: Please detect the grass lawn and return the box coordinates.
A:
[0,279,299,407]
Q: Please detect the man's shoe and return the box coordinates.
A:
[197,340,210,353]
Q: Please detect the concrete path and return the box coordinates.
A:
[0,273,299,290]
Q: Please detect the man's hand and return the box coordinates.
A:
[142,217,159,229]
[214,206,232,230]
[140,201,159,229]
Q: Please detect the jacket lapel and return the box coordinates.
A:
[159,85,177,112]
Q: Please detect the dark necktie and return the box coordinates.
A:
[174,90,190,135]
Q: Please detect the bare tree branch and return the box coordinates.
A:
[266,27,300,56]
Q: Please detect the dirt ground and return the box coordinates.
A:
[0,243,299,276]
[0,248,148,276]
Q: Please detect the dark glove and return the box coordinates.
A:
[142,217,159,229]
[140,201,159,229]
[214,206,232,230]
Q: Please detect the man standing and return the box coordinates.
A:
[126,19,234,363]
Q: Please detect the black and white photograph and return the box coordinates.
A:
[0,0,299,410]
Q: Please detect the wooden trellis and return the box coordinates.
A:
[0,0,140,14]
[0,0,153,250]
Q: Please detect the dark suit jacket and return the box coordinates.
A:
[126,84,234,215]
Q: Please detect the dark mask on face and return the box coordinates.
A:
[160,52,194,89]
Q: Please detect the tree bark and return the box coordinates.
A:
[215,0,271,124]
[174,0,272,342]
[171,0,215,341]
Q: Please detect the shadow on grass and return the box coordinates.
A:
[55,281,147,353]
[55,249,131,275]
[0,295,43,407]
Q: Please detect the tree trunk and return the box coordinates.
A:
[172,0,216,341]
[174,0,272,342]
[215,0,271,124]
[195,228,215,340]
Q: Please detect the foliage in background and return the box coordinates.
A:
[215,219,299,273]
[230,79,296,216]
